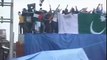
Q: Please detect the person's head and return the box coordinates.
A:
[93,8,95,10]
[65,9,68,12]
[39,3,42,7]
[64,9,68,14]
[101,4,103,7]
[43,10,47,13]
[27,4,31,9]
[62,10,65,14]
[18,11,21,16]
[98,4,100,6]
[22,8,27,12]
[40,8,42,10]
[70,7,75,12]
[75,6,77,8]
[18,11,21,14]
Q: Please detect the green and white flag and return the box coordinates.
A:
[58,13,106,34]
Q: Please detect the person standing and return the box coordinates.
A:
[44,13,54,33]
[38,11,44,33]
[18,11,26,34]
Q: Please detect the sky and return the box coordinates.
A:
[0,0,106,42]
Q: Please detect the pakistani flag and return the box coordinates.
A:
[58,13,106,34]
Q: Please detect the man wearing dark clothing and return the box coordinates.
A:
[38,11,44,33]
[52,21,58,33]
[44,20,54,33]
[25,16,33,33]
[44,13,53,33]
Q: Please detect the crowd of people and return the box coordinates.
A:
[18,3,106,34]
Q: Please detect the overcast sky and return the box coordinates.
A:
[0,0,106,42]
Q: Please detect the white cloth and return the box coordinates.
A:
[52,17,57,22]
[35,21,41,31]
[34,13,39,18]
[52,14,58,22]
[16,48,89,60]
[26,16,31,22]
[58,13,79,34]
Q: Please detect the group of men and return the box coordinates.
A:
[18,3,104,34]
[18,7,58,34]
